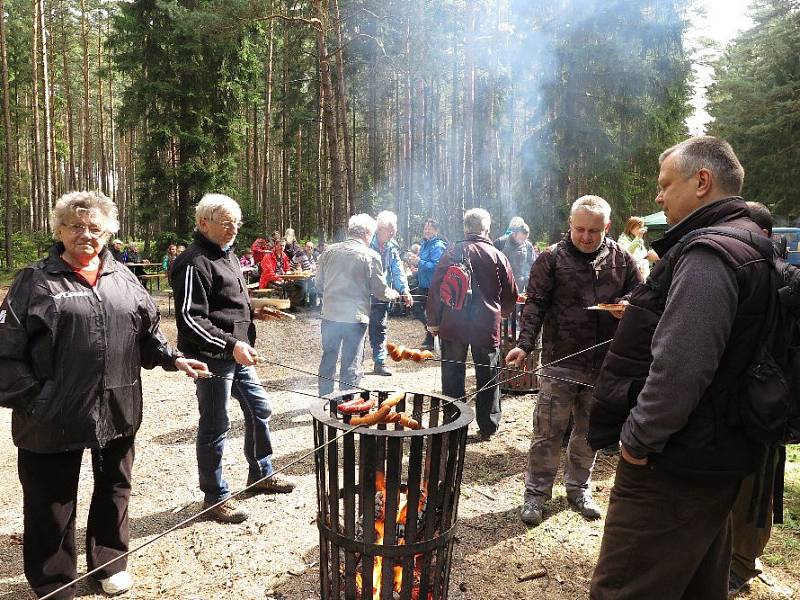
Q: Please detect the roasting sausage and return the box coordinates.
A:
[381,391,406,408]
[337,397,376,414]
[349,403,391,426]
[398,414,421,429]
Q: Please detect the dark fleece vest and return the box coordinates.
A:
[589,198,771,479]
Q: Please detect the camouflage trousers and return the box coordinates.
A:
[524,368,597,501]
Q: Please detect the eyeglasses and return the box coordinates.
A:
[216,220,243,229]
[64,223,104,238]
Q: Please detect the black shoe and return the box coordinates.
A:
[728,571,749,597]
[568,494,602,520]
[370,364,393,376]
[420,333,434,350]
[520,499,545,526]
[601,443,620,456]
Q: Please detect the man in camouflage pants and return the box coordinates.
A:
[506,196,642,526]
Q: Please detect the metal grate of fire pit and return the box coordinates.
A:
[310,389,474,600]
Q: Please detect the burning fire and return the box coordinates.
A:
[354,472,431,599]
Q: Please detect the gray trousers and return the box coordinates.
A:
[525,369,597,501]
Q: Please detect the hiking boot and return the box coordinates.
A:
[520,499,545,526]
[247,474,296,494]
[99,571,133,595]
[204,498,249,523]
[728,571,749,597]
[370,364,393,376]
[568,494,602,520]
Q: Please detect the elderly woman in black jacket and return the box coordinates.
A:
[0,191,207,600]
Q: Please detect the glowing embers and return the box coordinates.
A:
[354,472,430,599]
[310,390,474,600]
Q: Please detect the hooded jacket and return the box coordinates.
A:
[0,245,179,452]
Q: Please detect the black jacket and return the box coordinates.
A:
[517,236,642,373]
[589,198,771,478]
[172,232,255,360]
[0,245,179,453]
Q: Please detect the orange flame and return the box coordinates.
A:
[354,473,430,599]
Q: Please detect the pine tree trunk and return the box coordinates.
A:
[252,102,259,208]
[37,0,53,217]
[332,0,354,214]
[295,125,302,230]
[80,0,91,189]
[31,1,43,229]
[1,0,13,267]
[316,71,325,243]
[462,3,475,210]
[97,20,107,194]
[60,0,75,190]
[260,16,274,230]
[107,17,117,202]
[312,0,346,239]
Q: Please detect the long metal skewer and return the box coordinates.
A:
[39,338,610,600]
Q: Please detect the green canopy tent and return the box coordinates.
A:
[643,210,668,231]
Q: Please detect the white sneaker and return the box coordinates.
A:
[99,570,133,595]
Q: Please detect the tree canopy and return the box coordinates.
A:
[707,0,800,223]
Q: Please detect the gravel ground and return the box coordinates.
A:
[0,289,797,599]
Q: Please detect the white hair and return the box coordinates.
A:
[508,216,526,230]
[50,191,119,242]
[195,193,242,228]
[375,210,398,230]
[571,195,611,223]
[348,213,377,239]
[463,208,491,234]
[284,228,296,243]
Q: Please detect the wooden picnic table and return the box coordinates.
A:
[279,271,314,281]
[126,262,165,292]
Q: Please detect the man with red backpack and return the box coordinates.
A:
[426,208,517,441]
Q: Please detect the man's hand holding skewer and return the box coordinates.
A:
[505,347,527,369]
[174,356,210,379]
[233,341,260,366]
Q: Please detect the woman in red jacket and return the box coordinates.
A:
[259,238,290,288]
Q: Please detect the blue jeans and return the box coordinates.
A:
[319,319,368,396]
[368,302,390,365]
[194,357,274,503]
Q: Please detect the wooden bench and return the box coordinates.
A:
[140,273,166,293]
[164,288,173,316]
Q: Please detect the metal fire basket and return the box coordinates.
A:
[310,390,474,600]
[500,302,540,393]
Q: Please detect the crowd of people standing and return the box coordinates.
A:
[0,134,786,600]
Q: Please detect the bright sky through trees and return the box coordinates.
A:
[687,0,753,132]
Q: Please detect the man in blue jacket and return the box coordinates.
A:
[369,211,413,376]
[409,219,447,349]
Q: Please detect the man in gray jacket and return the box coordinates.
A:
[316,214,399,396]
